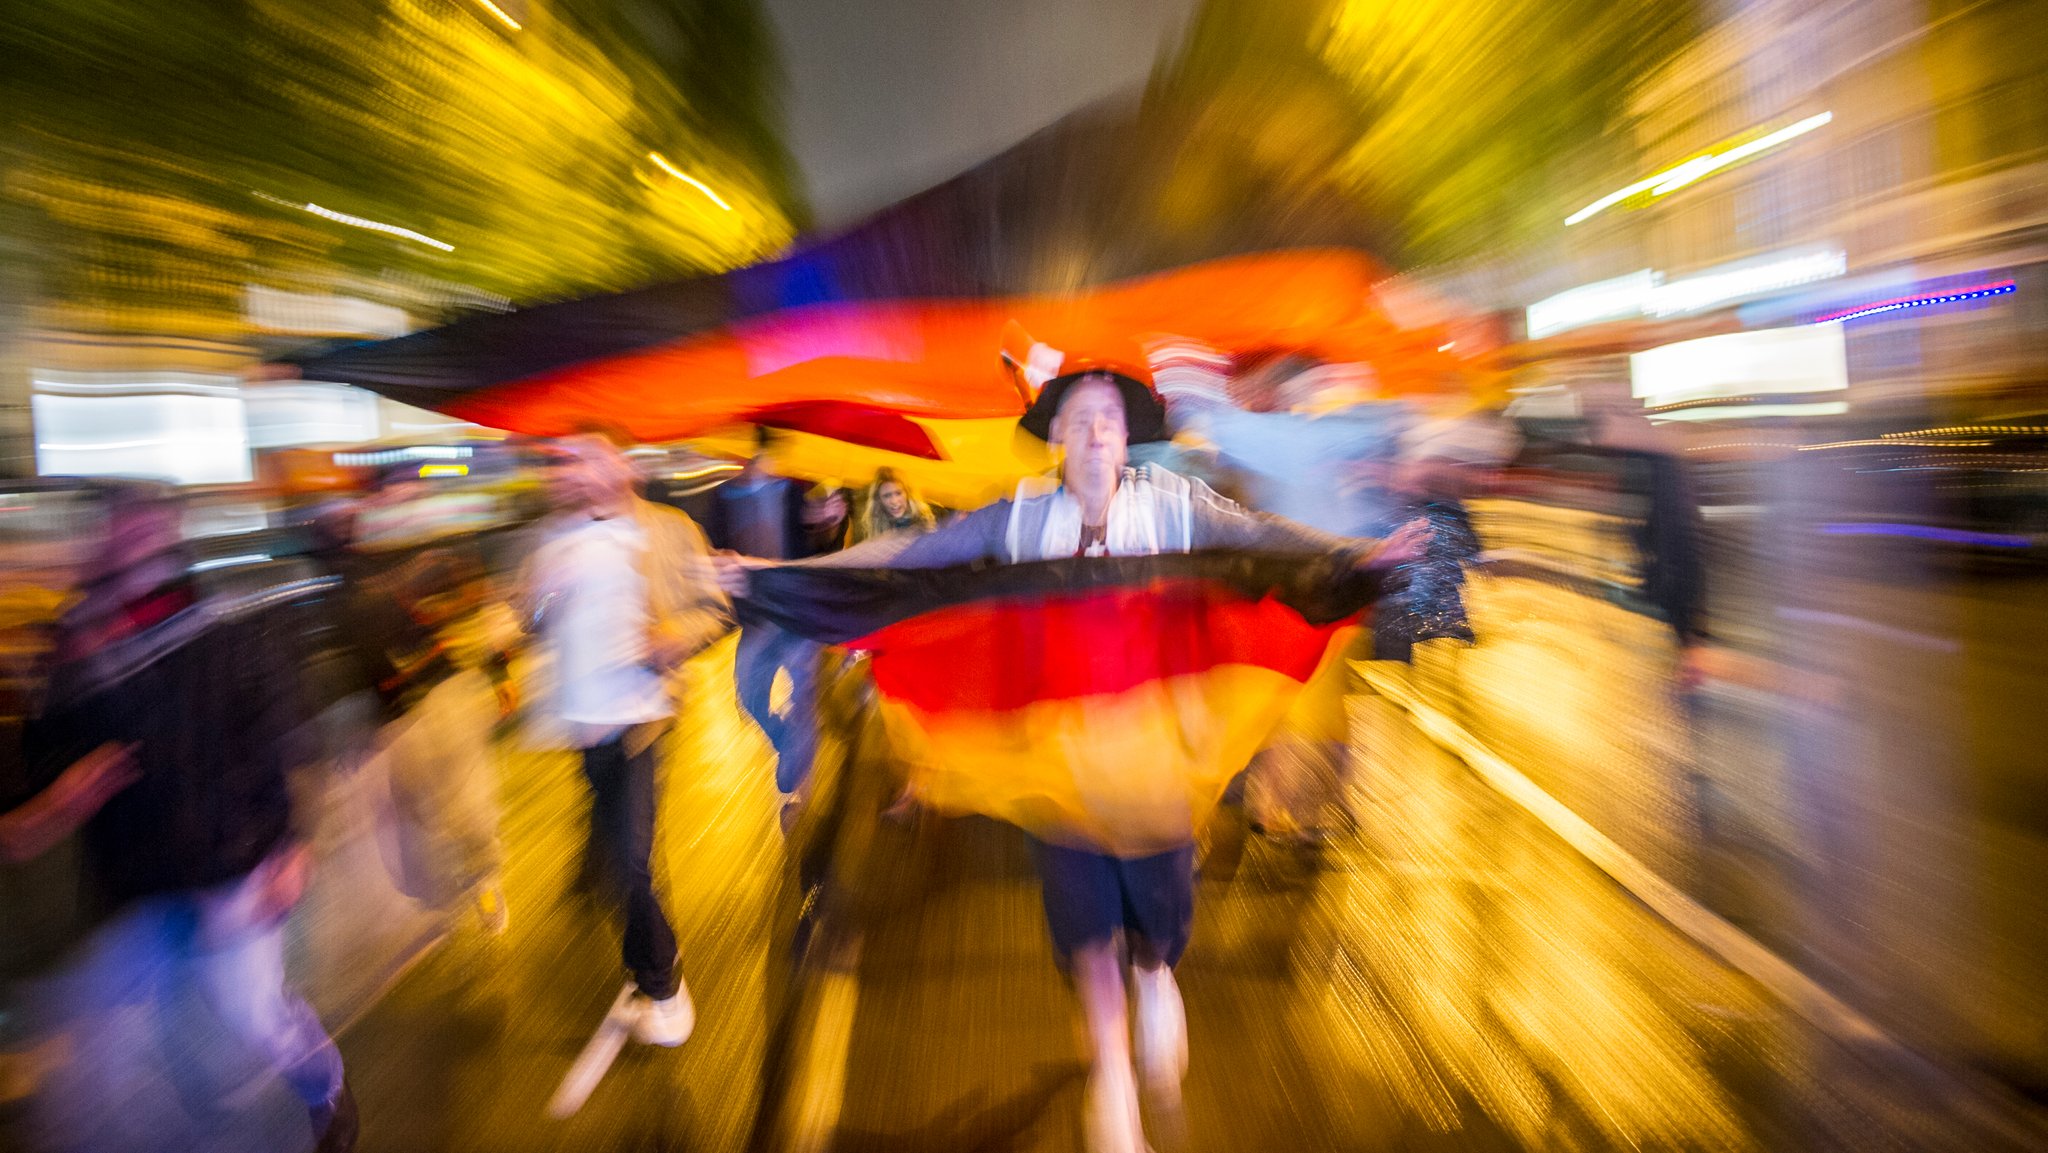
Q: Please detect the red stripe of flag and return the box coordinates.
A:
[851,578,1349,712]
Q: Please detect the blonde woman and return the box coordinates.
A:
[849,467,935,546]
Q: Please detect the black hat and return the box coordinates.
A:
[1017,366,1167,445]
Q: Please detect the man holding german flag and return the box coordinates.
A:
[714,359,1425,1153]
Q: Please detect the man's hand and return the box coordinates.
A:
[54,741,139,807]
[1360,518,1431,571]
[0,742,139,863]
[711,552,767,598]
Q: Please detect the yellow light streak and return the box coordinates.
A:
[669,463,743,481]
[649,153,733,211]
[1880,424,2048,439]
[1797,438,1993,451]
[1566,112,1832,226]
[473,0,522,31]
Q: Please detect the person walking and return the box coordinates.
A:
[520,435,728,1046]
[350,546,518,933]
[716,362,1423,1153]
[703,430,839,799]
[1,482,356,1151]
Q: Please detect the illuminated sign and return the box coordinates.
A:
[1631,323,1848,414]
[1527,248,1847,338]
[244,382,382,448]
[1526,270,1658,339]
[1646,401,1848,423]
[334,445,474,467]
[32,372,254,486]
[1646,248,1846,317]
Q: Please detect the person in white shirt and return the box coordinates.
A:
[522,434,727,1047]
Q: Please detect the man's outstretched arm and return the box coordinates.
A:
[1186,477,1424,569]
[715,500,1011,595]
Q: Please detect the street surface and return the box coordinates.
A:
[333,640,2041,1151]
[12,635,2041,1151]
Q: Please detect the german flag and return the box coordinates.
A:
[742,554,1384,857]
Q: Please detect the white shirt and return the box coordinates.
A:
[531,515,669,730]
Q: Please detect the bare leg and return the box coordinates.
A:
[1074,939,1146,1153]
[1128,956,1187,1094]
[1074,939,1133,1070]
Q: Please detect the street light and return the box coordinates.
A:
[649,153,734,212]
[472,0,521,31]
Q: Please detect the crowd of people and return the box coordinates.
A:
[1,343,1535,1153]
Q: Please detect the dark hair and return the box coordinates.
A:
[1017,370,1167,444]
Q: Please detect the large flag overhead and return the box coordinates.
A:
[278,100,1472,475]
[283,250,1456,441]
[741,552,1386,857]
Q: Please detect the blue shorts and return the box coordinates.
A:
[1030,839,1196,968]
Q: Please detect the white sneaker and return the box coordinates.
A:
[1131,965,1188,1093]
[1085,1060,1150,1153]
[630,984,695,1047]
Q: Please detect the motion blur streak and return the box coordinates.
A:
[651,154,737,212]
[5,0,2048,1151]
[471,0,522,32]
[1567,111,1835,225]
[252,193,458,253]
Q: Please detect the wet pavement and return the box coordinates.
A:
[339,645,792,1153]
[11,636,2046,1151]
[329,640,2045,1152]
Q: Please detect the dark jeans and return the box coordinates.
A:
[582,731,679,1000]
[736,625,820,794]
